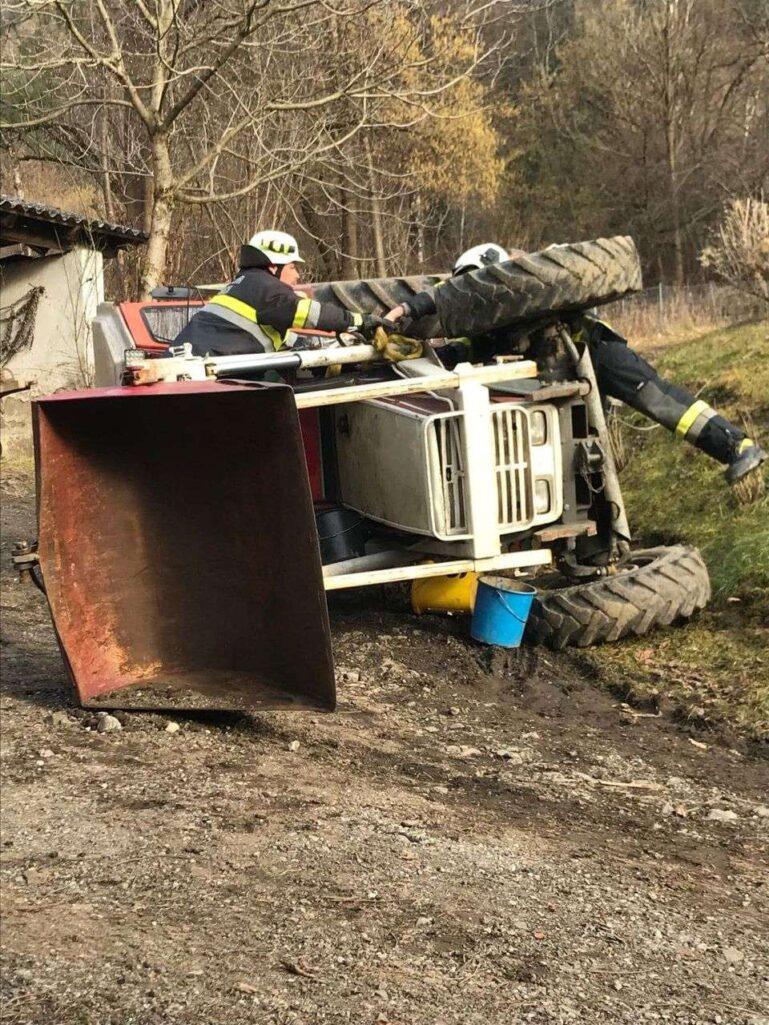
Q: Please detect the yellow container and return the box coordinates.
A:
[411,572,478,615]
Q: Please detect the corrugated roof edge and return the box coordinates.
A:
[0,194,149,245]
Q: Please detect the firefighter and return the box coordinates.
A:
[174,229,384,356]
[385,243,766,485]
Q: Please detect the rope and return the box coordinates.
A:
[0,286,44,369]
[325,326,423,377]
[372,326,423,362]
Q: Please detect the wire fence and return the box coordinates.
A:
[606,283,766,341]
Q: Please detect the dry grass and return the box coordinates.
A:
[606,401,629,473]
[733,469,766,507]
[607,284,764,350]
[700,196,769,306]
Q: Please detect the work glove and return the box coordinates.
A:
[393,317,414,335]
[383,303,415,335]
[350,312,395,341]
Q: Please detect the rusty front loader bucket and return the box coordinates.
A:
[33,381,335,712]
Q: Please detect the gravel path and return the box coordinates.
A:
[2,476,767,1025]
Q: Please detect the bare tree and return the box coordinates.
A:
[503,0,769,282]
[2,0,498,294]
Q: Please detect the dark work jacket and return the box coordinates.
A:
[174,245,357,356]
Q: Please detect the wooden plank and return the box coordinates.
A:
[534,521,597,543]
[491,381,589,403]
[322,550,418,578]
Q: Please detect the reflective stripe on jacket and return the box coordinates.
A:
[200,269,353,352]
[202,293,282,351]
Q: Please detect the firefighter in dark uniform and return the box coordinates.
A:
[174,229,382,355]
[386,243,766,486]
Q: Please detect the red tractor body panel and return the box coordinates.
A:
[116,299,327,501]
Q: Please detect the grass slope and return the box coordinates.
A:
[586,320,769,740]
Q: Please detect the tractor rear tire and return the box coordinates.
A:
[525,545,710,650]
[435,236,642,338]
[309,236,642,340]
[310,274,445,339]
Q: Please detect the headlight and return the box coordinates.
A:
[534,479,551,514]
[530,410,547,446]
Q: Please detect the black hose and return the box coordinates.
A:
[29,565,47,595]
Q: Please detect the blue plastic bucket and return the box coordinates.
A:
[471,575,537,648]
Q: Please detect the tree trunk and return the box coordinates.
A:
[300,195,337,280]
[670,191,684,286]
[142,172,155,237]
[99,89,116,222]
[364,136,387,277]
[414,191,425,267]
[139,135,174,298]
[12,159,23,200]
[341,203,358,279]
[662,0,685,286]
[666,119,685,286]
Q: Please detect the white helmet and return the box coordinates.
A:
[248,229,305,265]
[453,242,508,275]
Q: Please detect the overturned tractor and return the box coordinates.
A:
[18,237,709,714]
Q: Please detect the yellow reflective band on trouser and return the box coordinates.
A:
[209,293,257,322]
[675,399,714,440]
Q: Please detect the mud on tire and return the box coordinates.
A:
[525,545,711,650]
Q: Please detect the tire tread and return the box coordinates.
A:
[526,546,710,650]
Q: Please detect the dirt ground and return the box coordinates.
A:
[1,474,768,1025]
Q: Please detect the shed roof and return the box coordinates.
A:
[0,195,148,258]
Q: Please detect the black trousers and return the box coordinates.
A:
[585,318,742,465]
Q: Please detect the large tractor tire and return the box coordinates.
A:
[525,545,710,650]
[309,236,641,340]
[435,236,642,338]
[310,273,446,339]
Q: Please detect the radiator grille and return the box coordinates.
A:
[493,407,531,529]
[429,407,532,537]
[434,415,467,534]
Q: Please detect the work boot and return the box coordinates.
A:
[691,410,742,463]
[724,438,767,485]
[657,400,765,486]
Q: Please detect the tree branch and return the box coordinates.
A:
[160,0,270,128]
